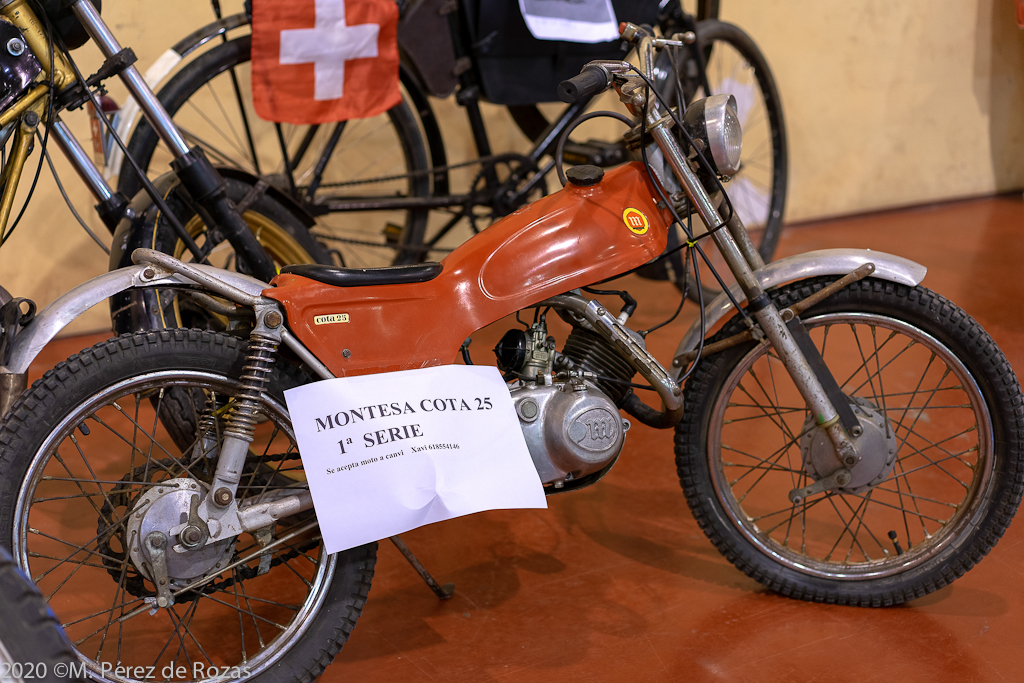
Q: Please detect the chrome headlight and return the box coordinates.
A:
[682,93,742,176]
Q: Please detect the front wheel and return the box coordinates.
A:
[0,330,377,683]
[675,277,1024,605]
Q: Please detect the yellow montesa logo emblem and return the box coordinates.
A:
[622,208,649,234]
[314,314,350,325]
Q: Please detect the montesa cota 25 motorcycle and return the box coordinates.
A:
[0,23,1020,683]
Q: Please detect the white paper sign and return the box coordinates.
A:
[284,365,547,553]
[519,0,620,43]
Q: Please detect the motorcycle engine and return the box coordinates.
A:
[511,380,628,485]
[496,319,633,487]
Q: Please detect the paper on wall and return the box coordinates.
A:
[284,365,547,554]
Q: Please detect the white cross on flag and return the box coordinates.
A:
[252,0,400,124]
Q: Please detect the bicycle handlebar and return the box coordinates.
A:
[557,66,610,104]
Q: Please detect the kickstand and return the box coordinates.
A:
[389,535,454,599]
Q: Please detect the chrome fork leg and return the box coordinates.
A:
[709,224,859,465]
[69,0,190,158]
[649,124,859,466]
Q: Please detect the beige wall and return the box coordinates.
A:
[719,0,1024,221]
[1,0,1022,335]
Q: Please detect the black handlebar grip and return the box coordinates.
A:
[557,66,610,104]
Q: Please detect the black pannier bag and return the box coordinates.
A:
[398,0,660,104]
[398,0,461,98]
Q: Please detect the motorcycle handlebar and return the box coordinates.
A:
[557,66,610,104]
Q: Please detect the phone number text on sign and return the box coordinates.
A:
[284,365,546,553]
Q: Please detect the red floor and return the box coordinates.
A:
[32,194,1024,682]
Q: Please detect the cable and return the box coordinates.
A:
[635,63,749,321]
[460,337,474,365]
[640,272,687,336]
[43,147,108,254]
[555,110,633,187]
[53,26,209,264]
[635,80,711,382]
[0,20,56,246]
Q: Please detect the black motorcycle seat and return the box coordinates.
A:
[279,262,443,287]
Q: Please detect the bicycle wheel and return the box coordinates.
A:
[512,19,786,301]
[689,20,787,265]
[118,35,431,268]
[0,330,377,683]
[109,174,334,334]
[654,19,786,302]
[675,277,1024,606]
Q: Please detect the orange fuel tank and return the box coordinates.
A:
[264,162,670,376]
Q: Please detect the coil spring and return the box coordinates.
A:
[561,326,637,404]
[223,334,279,442]
[197,393,217,439]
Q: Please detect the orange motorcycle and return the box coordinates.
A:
[0,23,1019,683]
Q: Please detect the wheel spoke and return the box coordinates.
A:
[844,490,948,523]
[198,592,289,631]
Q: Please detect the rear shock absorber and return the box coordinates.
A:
[209,331,280,503]
[223,334,279,442]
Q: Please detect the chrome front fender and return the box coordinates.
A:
[670,248,927,380]
[0,263,268,376]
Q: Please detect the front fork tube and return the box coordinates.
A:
[68,0,278,281]
[171,148,279,282]
[649,124,860,465]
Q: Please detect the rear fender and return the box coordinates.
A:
[671,248,927,380]
[0,264,267,377]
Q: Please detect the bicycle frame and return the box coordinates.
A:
[99,3,713,265]
[302,3,712,255]
[0,0,186,232]
[0,0,283,284]
[0,0,108,239]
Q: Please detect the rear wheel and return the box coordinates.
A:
[0,330,377,683]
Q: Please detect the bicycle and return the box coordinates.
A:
[0,0,348,404]
[112,0,786,299]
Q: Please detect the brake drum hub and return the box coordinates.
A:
[800,397,898,494]
[125,478,235,586]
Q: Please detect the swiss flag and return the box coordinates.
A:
[251,0,400,124]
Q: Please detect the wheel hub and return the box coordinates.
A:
[800,397,898,494]
[125,478,235,586]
